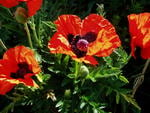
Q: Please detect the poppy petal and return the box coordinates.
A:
[141,47,150,59]
[26,0,42,17]
[48,32,75,57]
[73,55,98,65]
[87,28,121,57]
[128,13,150,58]
[55,15,81,36]
[81,14,114,35]
[0,80,15,95]
[3,46,41,74]
[0,0,18,8]
[0,46,41,95]
[0,60,18,77]
[17,77,38,87]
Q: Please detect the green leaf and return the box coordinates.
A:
[121,94,141,110]
[106,87,112,96]
[119,75,129,83]
[80,102,86,109]
[116,92,120,104]
[67,74,75,79]
[42,21,56,31]
[1,103,15,113]
[56,101,63,108]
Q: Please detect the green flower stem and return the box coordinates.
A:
[24,23,33,48]
[30,17,42,47]
[75,62,81,79]
[0,39,7,50]
[132,59,150,97]
[7,9,13,16]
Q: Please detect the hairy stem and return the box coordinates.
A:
[30,17,42,47]
[132,59,150,97]
[24,23,33,48]
[0,39,7,50]
[75,62,81,79]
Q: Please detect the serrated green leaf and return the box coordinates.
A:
[42,21,56,31]
[67,74,75,79]
[56,101,63,108]
[119,75,129,83]
[121,94,141,110]
[80,102,86,109]
[116,92,120,104]
[106,88,112,96]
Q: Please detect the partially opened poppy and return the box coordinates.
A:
[0,0,42,17]
[48,14,121,65]
[0,46,41,95]
[128,13,150,59]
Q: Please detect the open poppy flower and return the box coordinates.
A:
[0,46,41,95]
[0,0,42,17]
[128,13,150,59]
[48,14,121,65]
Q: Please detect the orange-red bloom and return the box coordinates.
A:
[48,14,121,65]
[128,13,150,59]
[0,0,42,17]
[0,46,41,95]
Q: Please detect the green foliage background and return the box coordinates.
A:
[0,0,150,113]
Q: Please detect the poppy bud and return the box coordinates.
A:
[14,7,28,24]
[78,65,89,78]
[64,89,71,98]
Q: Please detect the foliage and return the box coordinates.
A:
[0,0,150,113]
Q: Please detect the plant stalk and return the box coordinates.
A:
[0,39,7,50]
[24,23,33,48]
[132,59,150,97]
[31,17,42,47]
[75,62,81,79]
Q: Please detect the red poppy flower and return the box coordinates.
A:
[128,13,150,59]
[48,14,121,65]
[0,0,42,17]
[0,46,41,95]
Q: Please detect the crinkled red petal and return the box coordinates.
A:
[26,0,42,17]
[17,77,36,87]
[141,47,150,59]
[48,32,75,56]
[82,14,121,56]
[54,15,81,37]
[0,59,18,78]
[0,0,18,8]
[0,80,16,95]
[0,46,41,94]
[73,55,98,65]
[81,14,114,35]
[3,46,41,74]
[128,13,150,58]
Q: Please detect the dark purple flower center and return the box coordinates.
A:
[67,32,97,58]
[10,62,33,79]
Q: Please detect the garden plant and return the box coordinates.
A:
[0,0,150,113]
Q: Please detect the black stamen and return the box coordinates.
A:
[10,62,33,79]
[67,34,74,44]
[83,32,97,43]
[67,32,97,58]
